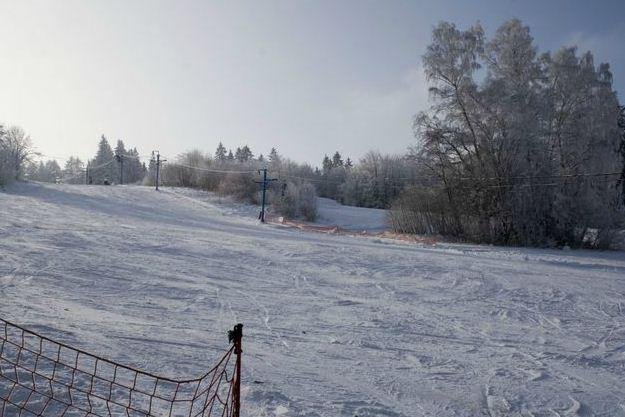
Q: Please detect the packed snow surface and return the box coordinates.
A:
[314,197,388,232]
[1,183,625,416]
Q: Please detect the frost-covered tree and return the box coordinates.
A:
[332,151,343,167]
[145,152,158,185]
[123,147,145,184]
[88,135,116,184]
[25,159,62,182]
[394,19,624,247]
[114,140,127,183]
[63,157,85,184]
[269,148,280,166]
[215,142,227,161]
[321,155,332,173]
[86,137,144,185]
[0,125,33,184]
[235,145,253,162]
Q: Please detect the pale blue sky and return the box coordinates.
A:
[0,0,623,165]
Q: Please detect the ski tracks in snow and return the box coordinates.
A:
[2,183,625,416]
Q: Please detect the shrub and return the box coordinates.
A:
[270,181,317,221]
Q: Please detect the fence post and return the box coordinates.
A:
[229,323,243,417]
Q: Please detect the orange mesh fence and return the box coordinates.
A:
[0,318,243,417]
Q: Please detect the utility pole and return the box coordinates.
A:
[85,167,88,185]
[255,168,277,222]
[153,151,166,191]
[115,154,124,185]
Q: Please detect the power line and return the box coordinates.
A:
[162,161,259,174]
[278,170,623,186]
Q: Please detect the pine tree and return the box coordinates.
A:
[45,160,62,182]
[89,135,115,184]
[322,154,332,172]
[63,157,84,184]
[332,151,343,167]
[235,145,253,162]
[269,148,280,164]
[114,140,127,183]
[241,145,253,161]
[147,152,157,184]
[227,149,234,160]
[215,142,227,161]
[125,147,144,183]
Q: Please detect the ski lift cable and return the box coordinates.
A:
[162,161,259,174]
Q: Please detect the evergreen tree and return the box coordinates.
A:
[114,140,127,183]
[235,145,253,162]
[147,152,157,184]
[322,155,332,172]
[89,135,115,184]
[332,151,343,167]
[240,145,253,161]
[125,147,145,183]
[28,159,62,182]
[45,160,62,182]
[227,149,234,160]
[63,157,84,184]
[269,148,280,165]
[215,142,227,161]
[114,140,126,158]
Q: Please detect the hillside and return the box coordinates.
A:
[1,183,625,416]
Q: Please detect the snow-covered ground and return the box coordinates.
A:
[1,183,625,416]
[314,198,388,232]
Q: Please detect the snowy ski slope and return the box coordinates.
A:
[1,183,624,416]
[315,198,388,232]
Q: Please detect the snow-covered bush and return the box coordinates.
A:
[217,172,259,204]
[271,181,317,221]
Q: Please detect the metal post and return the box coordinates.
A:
[229,323,243,417]
[260,169,267,222]
[155,152,160,191]
[255,169,277,222]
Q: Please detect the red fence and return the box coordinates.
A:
[0,318,242,417]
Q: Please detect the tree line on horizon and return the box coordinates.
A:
[3,135,147,185]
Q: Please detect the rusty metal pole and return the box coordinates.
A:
[230,323,243,417]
